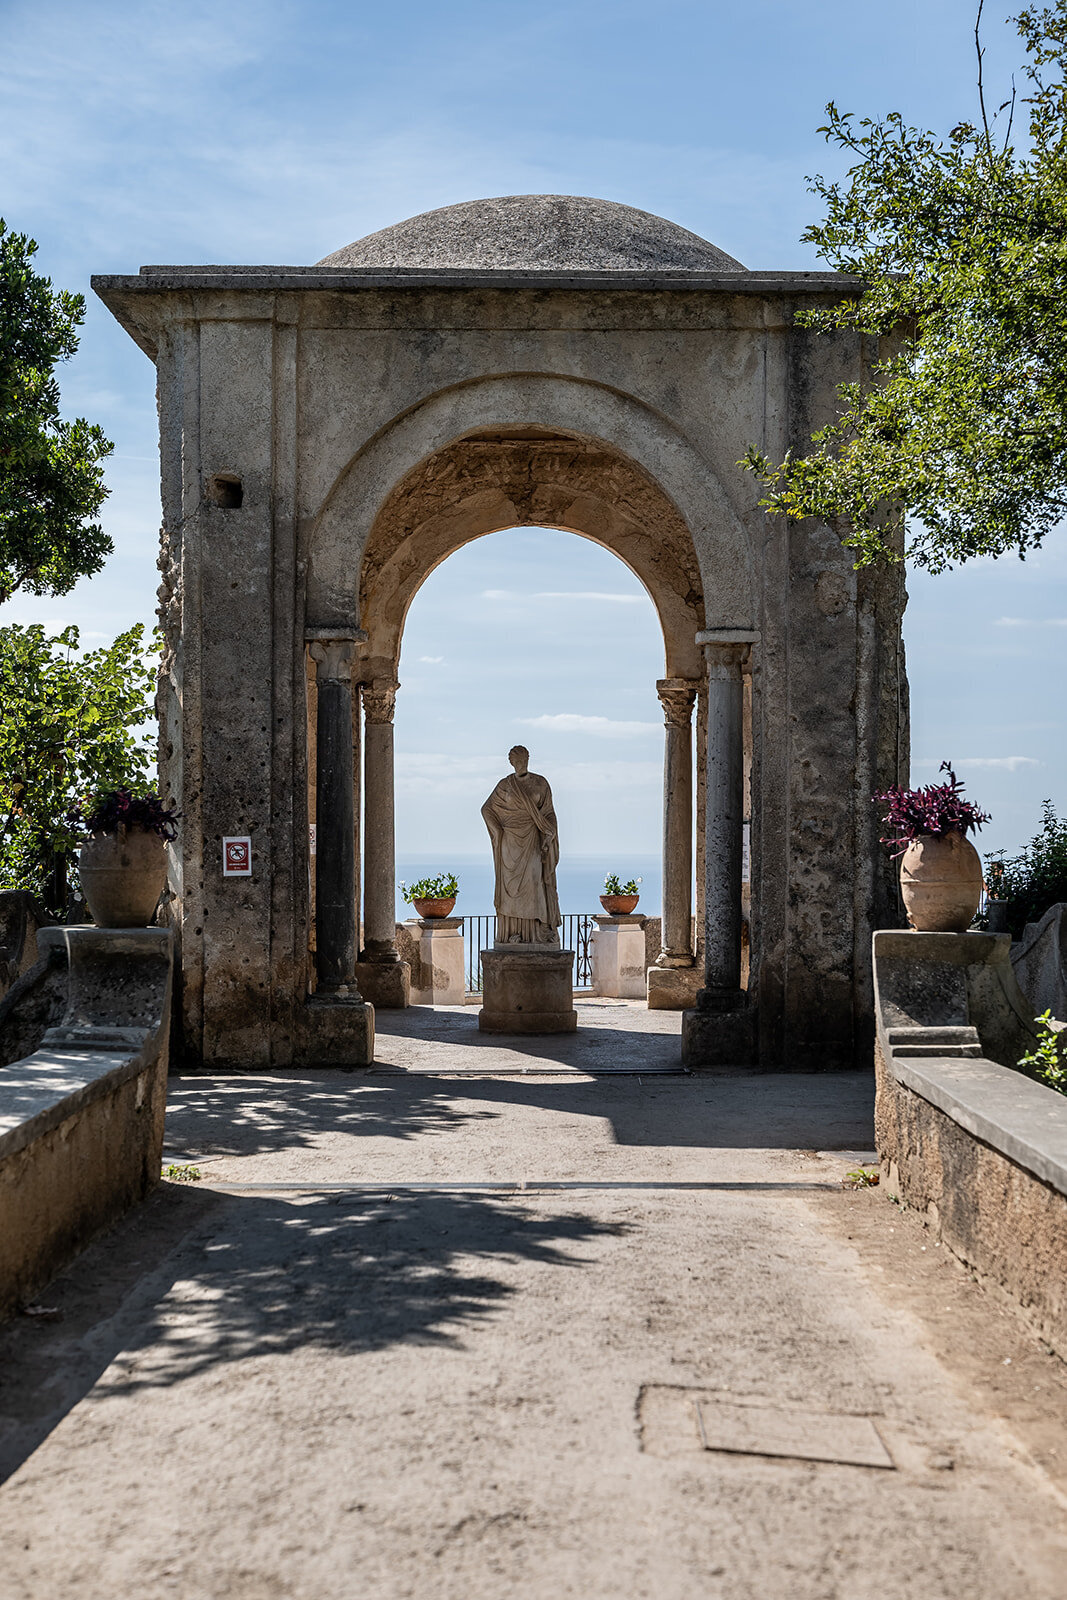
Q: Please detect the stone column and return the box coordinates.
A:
[682,633,757,1066]
[655,678,697,968]
[308,637,361,997]
[356,677,410,1008]
[361,678,400,963]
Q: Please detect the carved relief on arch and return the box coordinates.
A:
[355,430,708,680]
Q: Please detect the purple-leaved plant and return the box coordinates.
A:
[69,788,180,842]
[873,762,990,856]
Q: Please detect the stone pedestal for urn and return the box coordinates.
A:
[406,917,466,1006]
[592,914,647,999]
[479,946,577,1034]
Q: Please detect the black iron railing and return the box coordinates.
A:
[463,913,597,993]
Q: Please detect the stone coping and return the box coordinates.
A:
[0,1047,149,1164]
[888,1051,1067,1198]
[92,267,865,295]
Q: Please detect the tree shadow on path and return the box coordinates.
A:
[0,1184,623,1483]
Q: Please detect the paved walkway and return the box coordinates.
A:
[1,1005,1066,1597]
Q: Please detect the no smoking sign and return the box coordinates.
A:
[223,836,252,877]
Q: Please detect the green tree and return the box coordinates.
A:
[0,624,157,915]
[0,220,113,603]
[743,2,1067,571]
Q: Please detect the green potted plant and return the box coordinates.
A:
[600,873,642,915]
[873,763,989,933]
[400,871,459,919]
[985,801,1067,940]
[70,789,179,928]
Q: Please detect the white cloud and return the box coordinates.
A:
[417,655,444,664]
[520,713,660,737]
[994,616,1067,627]
[480,589,643,604]
[916,756,1042,772]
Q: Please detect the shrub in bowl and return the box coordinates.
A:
[600,873,641,915]
[400,872,459,919]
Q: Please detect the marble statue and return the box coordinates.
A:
[481,746,562,945]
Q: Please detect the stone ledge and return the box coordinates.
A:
[887,1051,1067,1199]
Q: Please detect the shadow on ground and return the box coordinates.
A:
[0,1184,622,1483]
[164,1072,875,1161]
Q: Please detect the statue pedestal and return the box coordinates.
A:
[591,913,647,998]
[478,946,577,1034]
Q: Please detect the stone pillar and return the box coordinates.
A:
[305,633,374,1065]
[356,677,410,1008]
[646,678,700,1011]
[682,634,757,1066]
[309,637,360,994]
[592,913,648,999]
[405,916,466,1006]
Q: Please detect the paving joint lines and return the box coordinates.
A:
[192,1178,843,1193]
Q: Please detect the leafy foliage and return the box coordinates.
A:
[742,3,1067,570]
[0,221,113,602]
[399,872,459,903]
[0,623,158,914]
[1018,1009,1067,1093]
[71,787,179,841]
[603,874,642,895]
[873,762,990,854]
[985,798,1067,936]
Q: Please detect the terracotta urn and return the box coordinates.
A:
[79,827,167,928]
[899,832,983,933]
[600,893,640,915]
[413,896,456,919]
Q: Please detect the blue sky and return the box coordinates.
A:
[2,0,1063,863]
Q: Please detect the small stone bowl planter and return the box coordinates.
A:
[413,896,457,919]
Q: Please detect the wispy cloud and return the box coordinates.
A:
[418,655,444,664]
[916,756,1042,772]
[520,713,659,736]
[994,616,1067,627]
[481,589,642,604]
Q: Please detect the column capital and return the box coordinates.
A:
[309,637,360,681]
[697,629,758,675]
[656,677,698,728]
[362,677,399,725]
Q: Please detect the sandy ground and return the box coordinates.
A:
[1,1003,1066,1598]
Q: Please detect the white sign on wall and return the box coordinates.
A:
[223,836,252,877]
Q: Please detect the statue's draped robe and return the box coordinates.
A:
[481,772,562,944]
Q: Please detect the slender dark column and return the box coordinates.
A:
[309,637,360,996]
[361,677,400,963]
[698,641,749,1005]
[655,678,697,968]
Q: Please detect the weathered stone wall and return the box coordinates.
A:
[875,1044,1067,1357]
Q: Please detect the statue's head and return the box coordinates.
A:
[508,745,530,774]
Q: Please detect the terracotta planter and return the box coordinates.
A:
[413,896,456,919]
[899,832,983,933]
[79,827,167,928]
[600,894,639,915]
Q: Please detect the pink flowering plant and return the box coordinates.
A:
[873,762,990,857]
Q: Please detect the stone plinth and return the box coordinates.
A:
[406,917,466,1006]
[353,959,411,1009]
[303,993,375,1065]
[592,915,647,999]
[681,994,757,1068]
[479,946,577,1034]
[647,963,702,1010]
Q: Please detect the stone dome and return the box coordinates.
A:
[317,195,744,272]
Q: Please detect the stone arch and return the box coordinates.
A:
[305,373,756,677]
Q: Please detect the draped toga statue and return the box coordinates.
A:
[481,746,562,945]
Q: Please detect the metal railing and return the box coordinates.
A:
[463,913,597,993]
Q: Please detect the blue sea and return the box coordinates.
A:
[395,853,662,922]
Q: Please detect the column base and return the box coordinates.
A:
[681,992,757,1068]
[354,959,410,1009]
[303,992,375,1065]
[646,963,702,1010]
[479,948,577,1034]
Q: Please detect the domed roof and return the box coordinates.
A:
[317,195,744,272]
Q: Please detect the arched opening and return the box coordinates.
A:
[303,419,753,1020]
[391,525,677,994]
